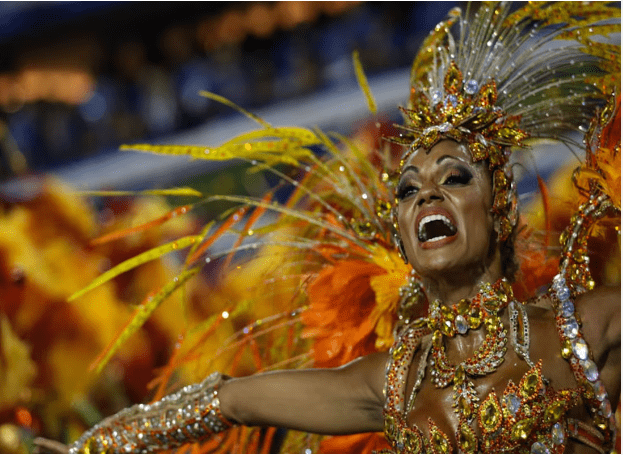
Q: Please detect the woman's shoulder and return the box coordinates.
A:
[521,285,620,347]
[575,285,620,354]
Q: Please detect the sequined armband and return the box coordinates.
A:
[69,372,235,454]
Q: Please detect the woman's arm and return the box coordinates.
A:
[576,285,620,405]
[70,351,389,453]
[220,351,388,434]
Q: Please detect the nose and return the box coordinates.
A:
[417,183,443,206]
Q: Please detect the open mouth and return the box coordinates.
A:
[417,214,457,243]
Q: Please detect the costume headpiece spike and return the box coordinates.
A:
[392,1,620,242]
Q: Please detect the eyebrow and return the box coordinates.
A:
[401,154,469,175]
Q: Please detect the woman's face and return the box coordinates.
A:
[396,140,495,278]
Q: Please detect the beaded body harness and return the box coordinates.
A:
[382,192,617,454]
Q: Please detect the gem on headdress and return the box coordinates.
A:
[445,94,458,108]
[469,141,488,161]
[464,79,479,95]
[432,90,443,105]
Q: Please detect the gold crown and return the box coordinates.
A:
[391,61,528,170]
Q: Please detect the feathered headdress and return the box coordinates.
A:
[390,1,620,240]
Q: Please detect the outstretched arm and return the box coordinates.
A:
[221,351,388,434]
[70,351,388,453]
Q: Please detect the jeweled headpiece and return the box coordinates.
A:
[391,2,620,241]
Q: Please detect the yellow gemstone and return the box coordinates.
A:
[559,230,569,246]
[480,395,501,432]
[573,249,586,263]
[392,343,405,360]
[454,364,466,385]
[511,418,535,440]
[441,319,455,337]
[385,415,396,437]
[403,429,421,452]
[482,404,496,428]
[440,304,453,319]
[484,316,497,333]
[587,279,595,290]
[594,414,607,430]
[85,438,97,454]
[458,395,472,418]
[432,330,443,348]
[521,372,538,397]
[561,339,572,359]
[484,295,500,311]
[431,432,449,453]
[582,380,595,399]
[457,298,470,315]
[469,142,487,161]
[459,425,477,453]
[470,308,482,329]
[544,401,565,424]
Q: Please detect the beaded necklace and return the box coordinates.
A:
[426,278,514,422]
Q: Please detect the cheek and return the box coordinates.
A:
[464,191,494,236]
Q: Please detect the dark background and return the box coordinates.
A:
[0,1,456,186]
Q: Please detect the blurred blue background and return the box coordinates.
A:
[0,1,458,190]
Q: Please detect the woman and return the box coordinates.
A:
[67,2,620,453]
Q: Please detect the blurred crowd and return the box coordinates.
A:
[0,2,455,178]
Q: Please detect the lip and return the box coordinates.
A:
[414,206,458,250]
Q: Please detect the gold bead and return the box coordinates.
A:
[561,339,572,359]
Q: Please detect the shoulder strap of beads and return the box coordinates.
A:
[383,320,430,415]
[549,191,618,451]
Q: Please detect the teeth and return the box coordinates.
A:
[418,214,455,242]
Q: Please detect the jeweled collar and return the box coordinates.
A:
[426,277,513,337]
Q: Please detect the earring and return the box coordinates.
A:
[394,233,409,264]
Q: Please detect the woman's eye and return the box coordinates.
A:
[397,183,419,200]
[443,168,473,185]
